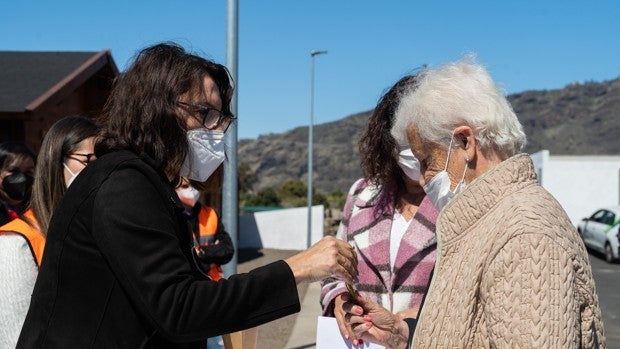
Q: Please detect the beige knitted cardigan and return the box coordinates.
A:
[412,154,605,348]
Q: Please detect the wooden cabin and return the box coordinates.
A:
[0,50,118,152]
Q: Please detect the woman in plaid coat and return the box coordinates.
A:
[320,73,437,343]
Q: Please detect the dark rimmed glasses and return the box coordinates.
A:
[177,101,236,132]
[66,153,96,166]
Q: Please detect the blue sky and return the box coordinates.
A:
[2,1,619,140]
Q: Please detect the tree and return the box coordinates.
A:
[313,192,329,209]
[244,188,281,207]
[275,179,331,208]
[276,179,307,207]
[241,179,333,209]
[327,190,345,209]
[277,179,307,199]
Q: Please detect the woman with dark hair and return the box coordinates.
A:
[31,116,100,234]
[17,42,357,349]
[0,116,98,349]
[320,74,437,345]
[0,141,35,226]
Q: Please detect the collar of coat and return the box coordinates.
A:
[437,153,538,245]
[348,179,438,272]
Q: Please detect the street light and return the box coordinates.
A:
[307,49,327,248]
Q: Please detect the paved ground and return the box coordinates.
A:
[588,250,620,347]
[237,248,313,349]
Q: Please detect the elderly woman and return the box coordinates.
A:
[345,58,606,348]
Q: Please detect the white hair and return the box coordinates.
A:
[391,56,526,159]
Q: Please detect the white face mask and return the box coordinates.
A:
[63,163,81,187]
[180,129,225,182]
[397,148,421,181]
[176,185,201,208]
[423,135,468,210]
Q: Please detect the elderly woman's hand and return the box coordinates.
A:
[345,294,410,349]
[284,236,357,284]
[333,293,359,343]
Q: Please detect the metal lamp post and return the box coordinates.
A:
[307,49,327,248]
[222,0,238,277]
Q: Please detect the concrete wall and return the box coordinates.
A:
[239,205,324,250]
[531,150,620,226]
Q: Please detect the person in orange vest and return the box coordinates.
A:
[0,141,36,227]
[0,116,98,348]
[175,177,234,349]
[175,177,234,282]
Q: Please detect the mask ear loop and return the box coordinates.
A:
[63,163,77,177]
[459,156,470,184]
[444,134,456,172]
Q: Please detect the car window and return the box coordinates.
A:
[602,211,615,226]
[590,210,606,222]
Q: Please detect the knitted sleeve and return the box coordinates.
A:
[482,234,580,348]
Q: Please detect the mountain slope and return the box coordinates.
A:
[239,77,620,194]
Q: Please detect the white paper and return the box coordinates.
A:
[316,316,385,349]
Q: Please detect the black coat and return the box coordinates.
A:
[17,151,300,348]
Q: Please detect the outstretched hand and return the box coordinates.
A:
[284,236,357,284]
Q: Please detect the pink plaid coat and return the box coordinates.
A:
[321,178,437,315]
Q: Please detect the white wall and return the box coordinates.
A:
[531,150,620,226]
[238,205,324,250]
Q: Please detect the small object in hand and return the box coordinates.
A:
[346,283,357,300]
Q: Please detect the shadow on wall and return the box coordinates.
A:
[238,213,263,250]
[237,248,264,263]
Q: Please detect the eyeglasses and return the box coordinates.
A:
[177,101,236,131]
[66,153,96,166]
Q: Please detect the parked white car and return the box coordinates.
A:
[577,206,620,263]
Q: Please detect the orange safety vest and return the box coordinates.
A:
[193,206,222,281]
[0,209,45,267]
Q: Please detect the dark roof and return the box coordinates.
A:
[0,51,102,112]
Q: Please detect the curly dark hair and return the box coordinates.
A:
[95,42,233,184]
[358,74,420,199]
